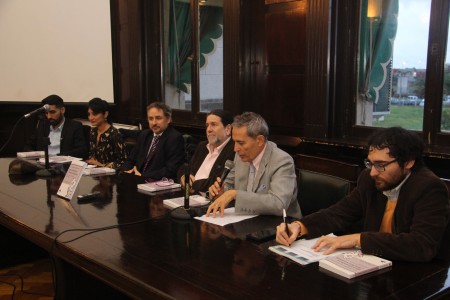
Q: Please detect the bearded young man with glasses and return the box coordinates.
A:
[276,127,450,262]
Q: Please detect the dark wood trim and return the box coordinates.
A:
[223,0,241,114]
[191,0,201,114]
[329,0,359,139]
[110,0,121,106]
[303,0,332,138]
[142,0,164,104]
[113,0,147,125]
[425,0,450,146]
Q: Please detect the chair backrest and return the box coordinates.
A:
[297,170,351,216]
[118,128,142,155]
[294,154,362,217]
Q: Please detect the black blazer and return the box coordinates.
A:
[122,126,185,181]
[24,118,88,159]
[177,139,235,192]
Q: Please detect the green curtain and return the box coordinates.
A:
[167,1,223,94]
[167,1,191,94]
[199,6,223,68]
[359,0,399,113]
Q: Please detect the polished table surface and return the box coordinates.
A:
[1,158,449,299]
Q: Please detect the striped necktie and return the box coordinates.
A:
[142,135,160,172]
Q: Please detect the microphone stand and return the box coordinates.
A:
[36,115,57,177]
[171,137,196,220]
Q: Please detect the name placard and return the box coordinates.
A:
[57,160,87,200]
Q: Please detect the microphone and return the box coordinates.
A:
[24,104,50,118]
[219,160,235,187]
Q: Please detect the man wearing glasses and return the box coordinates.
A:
[122,102,185,181]
[276,127,449,262]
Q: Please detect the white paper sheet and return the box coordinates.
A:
[269,234,354,265]
[195,207,257,226]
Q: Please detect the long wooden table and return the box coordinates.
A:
[0,158,449,299]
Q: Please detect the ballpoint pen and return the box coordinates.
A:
[283,209,290,235]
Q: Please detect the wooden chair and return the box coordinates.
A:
[294,154,362,217]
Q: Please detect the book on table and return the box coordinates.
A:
[319,251,392,279]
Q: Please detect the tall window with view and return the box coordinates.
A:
[163,0,224,112]
[357,0,431,130]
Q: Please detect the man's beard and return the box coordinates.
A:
[208,135,221,145]
[373,173,407,191]
[48,117,62,126]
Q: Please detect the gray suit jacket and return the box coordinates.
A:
[224,141,302,218]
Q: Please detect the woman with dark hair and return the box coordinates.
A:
[86,98,127,169]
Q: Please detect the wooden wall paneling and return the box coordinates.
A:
[329,1,359,139]
[142,0,164,106]
[303,0,331,138]
[223,0,241,114]
[0,106,34,157]
[264,1,306,135]
[114,0,146,125]
[240,0,265,113]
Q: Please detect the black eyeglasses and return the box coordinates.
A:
[363,158,398,172]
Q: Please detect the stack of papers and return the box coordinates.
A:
[83,167,116,175]
[137,180,181,192]
[39,156,82,164]
[163,195,210,209]
[17,151,44,158]
[319,252,392,279]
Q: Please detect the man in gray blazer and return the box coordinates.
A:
[207,112,302,218]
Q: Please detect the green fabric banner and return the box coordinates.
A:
[359,0,399,113]
[167,1,223,94]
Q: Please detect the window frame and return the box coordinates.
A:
[158,0,240,127]
[334,0,450,150]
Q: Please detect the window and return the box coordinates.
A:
[162,0,224,113]
[357,0,430,131]
[352,0,450,147]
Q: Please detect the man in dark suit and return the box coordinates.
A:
[177,109,235,193]
[24,94,88,159]
[123,102,184,181]
[276,127,450,262]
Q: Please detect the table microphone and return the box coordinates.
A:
[219,160,235,187]
[24,104,50,118]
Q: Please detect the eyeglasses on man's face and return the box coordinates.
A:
[364,158,398,172]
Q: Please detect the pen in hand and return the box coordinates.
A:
[283,209,290,236]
